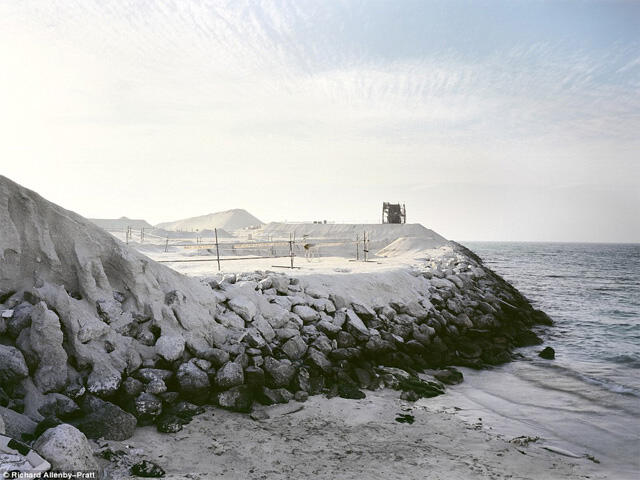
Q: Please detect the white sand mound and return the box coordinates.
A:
[156,209,263,232]
[377,236,448,257]
[89,217,152,231]
[258,222,447,257]
[0,175,227,397]
[260,222,445,242]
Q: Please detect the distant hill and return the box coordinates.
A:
[156,209,263,232]
[89,216,153,231]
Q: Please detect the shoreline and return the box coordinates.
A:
[97,388,605,480]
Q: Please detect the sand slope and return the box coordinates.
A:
[89,217,153,231]
[156,209,263,232]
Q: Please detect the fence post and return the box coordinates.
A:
[363,231,368,262]
[356,234,359,261]
[141,227,144,243]
[215,228,221,271]
[289,233,295,269]
[164,238,169,253]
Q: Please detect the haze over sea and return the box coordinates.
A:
[435,242,640,478]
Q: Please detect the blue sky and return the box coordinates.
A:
[0,0,638,241]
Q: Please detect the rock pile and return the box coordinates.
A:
[0,175,552,472]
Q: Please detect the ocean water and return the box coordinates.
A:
[427,242,640,478]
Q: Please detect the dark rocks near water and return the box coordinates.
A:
[539,346,556,359]
[131,459,166,478]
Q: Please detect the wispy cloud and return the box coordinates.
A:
[0,0,638,240]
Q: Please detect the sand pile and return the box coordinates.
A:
[0,175,227,419]
[377,236,449,257]
[156,209,263,232]
[258,222,448,257]
[89,217,153,231]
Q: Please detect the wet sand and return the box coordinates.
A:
[98,389,605,480]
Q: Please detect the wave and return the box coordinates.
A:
[604,354,640,368]
[533,361,640,399]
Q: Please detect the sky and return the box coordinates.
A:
[0,0,638,242]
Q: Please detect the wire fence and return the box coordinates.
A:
[119,227,373,270]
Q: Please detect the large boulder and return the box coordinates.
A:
[292,305,320,324]
[281,335,308,360]
[0,344,29,384]
[263,357,295,388]
[177,361,210,403]
[216,385,252,412]
[227,296,256,322]
[33,424,99,471]
[0,406,37,440]
[155,335,185,362]
[215,362,244,390]
[345,310,370,341]
[25,302,68,393]
[74,396,136,441]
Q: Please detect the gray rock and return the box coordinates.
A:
[336,331,356,348]
[345,309,370,341]
[75,397,136,441]
[317,320,341,337]
[264,357,296,388]
[0,344,29,384]
[403,301,429,320]
[33,424,99,471]
[133,392,163,419]
[134,368,173,384]
[271,276,289,295]
[329,294,348,310]
[37,393,80,420]
[155,335,185,362]
[452,313,473,329]
[216,385,252,412]
[27,302,68,393]
[145,378,168,395]
[275,328,299,340]
[216,311,245,329]
[305,286,329,299]
[177,361,210,400]
[292,305,320,324]
[215,362,244,390]
[202,348,230,367]
[306,348,332,374]
[281,336,308,360]
[227,296,257,322]
[245,328,267,348]
[311,335,333,354]
[351,303,376,320]
[253,315,276,342]
[6,303,32,338]
[412,324,436,345]
[121,377,144,397]
[244,366,265,388]
[0,406,37,439]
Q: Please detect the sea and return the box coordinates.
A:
[426,242,640,478]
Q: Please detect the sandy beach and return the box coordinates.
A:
[98,389,605,480]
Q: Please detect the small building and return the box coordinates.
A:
[382,202,406,224]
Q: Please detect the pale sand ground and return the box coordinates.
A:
[99,390,605,480]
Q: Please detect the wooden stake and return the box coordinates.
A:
[215,228,221,271]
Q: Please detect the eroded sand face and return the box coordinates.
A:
[98,390,604,480]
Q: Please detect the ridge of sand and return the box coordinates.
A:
[156,209,263,232]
